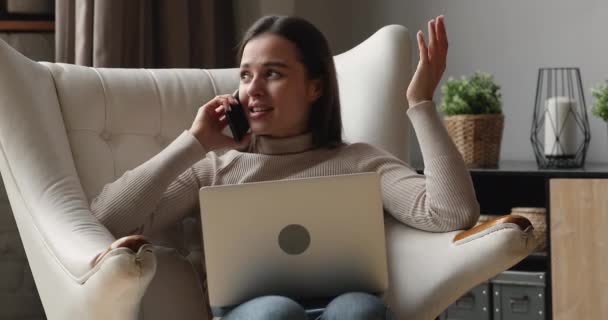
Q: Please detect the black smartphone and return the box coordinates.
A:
[225,90,250,142]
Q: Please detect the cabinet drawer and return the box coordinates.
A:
[491,271,545,320]
[440,282,491,320]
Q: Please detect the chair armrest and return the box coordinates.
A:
[10,201,157,319]
[1,158,157,319]
[88,237,210,320]
[93,235,151,267]
[80,243,156,320]
[384,215,536,320]
[454,214,533,243]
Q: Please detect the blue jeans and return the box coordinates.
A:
[222,292,394,320]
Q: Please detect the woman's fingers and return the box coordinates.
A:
[428,19,436,42]
[419,16,448,66]
[212,96,231,112]
[200,96,232,131]
[408,15,449,106]
[435,15,448,53]
[417,31,429,64]
[191,93,246,151]
[428,19,436,56]
[436,16,447,46]
[222,97,232,112]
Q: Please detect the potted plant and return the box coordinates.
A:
[591,81,608,124]
[440,72,504,168]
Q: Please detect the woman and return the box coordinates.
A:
[91,15,479,320]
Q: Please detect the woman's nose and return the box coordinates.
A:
[246,76,264,98]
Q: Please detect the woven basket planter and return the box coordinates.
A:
[444,113,504,168]
[511,207,547,252]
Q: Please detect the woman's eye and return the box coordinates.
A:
[267,70,282,79]
[240,72,252,81]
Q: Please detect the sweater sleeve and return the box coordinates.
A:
[351,101,479,232]
[90,130,209,237]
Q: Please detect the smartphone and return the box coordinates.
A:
[225,90,250,142]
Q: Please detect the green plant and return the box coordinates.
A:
[591,81,608,122]
[440,72,502,115]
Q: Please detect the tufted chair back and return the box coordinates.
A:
[40,24,412,255]
[42,66,252,251]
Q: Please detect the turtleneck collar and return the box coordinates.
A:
[247,132,315,155]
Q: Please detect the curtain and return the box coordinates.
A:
[55,0,236,68]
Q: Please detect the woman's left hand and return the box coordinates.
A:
[406,15,448,107]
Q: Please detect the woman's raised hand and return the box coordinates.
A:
[406,15,449,107]
[189,95,251,151]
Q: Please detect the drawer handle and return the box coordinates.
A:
[509,296,529,313]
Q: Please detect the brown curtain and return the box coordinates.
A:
[55,0,236,68]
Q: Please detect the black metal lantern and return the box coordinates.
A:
[531,68,591,168]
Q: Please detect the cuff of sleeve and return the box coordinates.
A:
[407,100,435,111]
[406,100,461,160]
[147,130,207,176]
[182,130,208,156]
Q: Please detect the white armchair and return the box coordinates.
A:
[0,25,536,320]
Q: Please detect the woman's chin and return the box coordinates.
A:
[250,125,271,136]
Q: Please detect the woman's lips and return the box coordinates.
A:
[248,106,274,120]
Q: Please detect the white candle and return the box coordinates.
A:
[544,96,577,157]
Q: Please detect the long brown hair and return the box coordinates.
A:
[236,16,342,148]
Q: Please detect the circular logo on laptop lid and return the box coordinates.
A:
[278,224,310,255]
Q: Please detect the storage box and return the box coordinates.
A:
[439,282,491,320]
[491,271,546,320]
[441,271,546,320]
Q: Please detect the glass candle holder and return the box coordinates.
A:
[531,68,591,168]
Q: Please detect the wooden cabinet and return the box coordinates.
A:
[430,161,608,319]
[550,179,608,319]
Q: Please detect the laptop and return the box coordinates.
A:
[199,172,388,317]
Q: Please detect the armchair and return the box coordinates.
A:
[0,25,536,320]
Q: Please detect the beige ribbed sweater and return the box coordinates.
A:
[91,101,479,237]
[91,100,479,318]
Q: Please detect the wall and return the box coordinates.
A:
[234,0,384,55]
[381,0,608,165]
[234,0,608,166]
[233,0,295,40]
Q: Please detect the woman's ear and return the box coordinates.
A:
[307,79,323,103]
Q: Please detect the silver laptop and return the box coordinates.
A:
[199,172,388,316]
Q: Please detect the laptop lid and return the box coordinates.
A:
[199,172,388,314]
